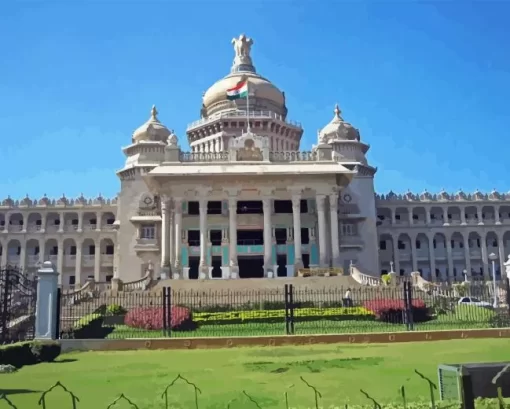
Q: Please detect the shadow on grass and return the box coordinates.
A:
[53,359,78,364]
[0,389,40,396]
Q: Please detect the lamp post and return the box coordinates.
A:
[463,269,468,283]
[390,261,394,273]
[489,252,498,308]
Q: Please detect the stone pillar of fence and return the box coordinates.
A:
[35,261,59,340]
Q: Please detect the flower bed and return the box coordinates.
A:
[124,306,194,330]
[363,299,430,323]
[193,307,374,325]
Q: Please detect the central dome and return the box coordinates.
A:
[201,35,287,118]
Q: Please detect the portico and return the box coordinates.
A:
[143,131,355,279]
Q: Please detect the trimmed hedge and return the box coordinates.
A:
[0,341,61,368]
[193,307,374,325]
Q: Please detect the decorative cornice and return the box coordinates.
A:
[0,194,118,209]
[376,189,510,203]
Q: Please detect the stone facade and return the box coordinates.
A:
[1,34,508,286]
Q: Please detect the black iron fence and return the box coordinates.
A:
[58,280,510,340]
[0,266,37,343]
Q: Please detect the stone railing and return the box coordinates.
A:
[121,271,153,292]
[177,150,321,163]
[269,151,318,162]
[60,281,98,306]
[187,110,302,130]
[179,152,229,162]
[350,267,382,286]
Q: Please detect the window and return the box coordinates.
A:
[397,241,406,250]
[90,219,97,225]
[51,246,58,255]
[275,228,287,245]
[379,240,387,250]
[107,218,115,225]
[140,225,155,240]
[433,240,437,249]
[72,219,78,225]
[395,214,401,220]
[34,246,40,255]
[340,223,355,236]
[416,240,421,249]
[210,230,222,246]
[105,245,114,255]
[188,201,199,215]
[207,201,222,215]
[54,219,60,225]
[413,215,418,220]
[300,200,308,214]
[451,240,455,248]
[69,276,76,285]
[70,246,77,256]
[188,230,200,246]
[89,245,95,255]
[301,228,309,244]
[106,275,113,282]
[36,219,42,226]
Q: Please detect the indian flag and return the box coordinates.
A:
[226,81,248,100]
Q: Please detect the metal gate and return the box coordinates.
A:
[0,266,37,343]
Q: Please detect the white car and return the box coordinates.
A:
[458,297,493,308]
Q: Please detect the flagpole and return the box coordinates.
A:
[246,80,250,132]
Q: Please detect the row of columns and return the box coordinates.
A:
[159,190,342,275]
[2,211,108,233]
[389,232,507,278]
[390,207,502,225]
[0,239,111,285]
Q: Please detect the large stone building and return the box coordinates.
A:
[1,34,509,287]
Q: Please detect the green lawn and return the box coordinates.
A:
[2,339,510,408]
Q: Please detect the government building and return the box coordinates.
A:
[1,34,510,288]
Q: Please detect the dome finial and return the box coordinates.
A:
[334,103,343,120]
[151,105,158,120]
[231,34,256,73]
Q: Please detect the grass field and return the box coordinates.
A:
[2,339,510,408]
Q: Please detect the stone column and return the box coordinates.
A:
[95,212,101,232]
[442,208,449,226]
[94,239,101,281]
[228,196,238,276]
[160,199,170,269]
[498,234,505,276]
[477,207,484,225]
[495,207,501,224]
[481,233,489,277]
[392,235,400,275]
[410,236,418,272]
[19,242,26,269]
[169,209,175,266]
[290,194,303,270]
[199,198,209,277]
[329,193,340,267]
[446,236,454,279]
[262,197,272,275]
[316,194,327,267]
[426,209,431,225]
[57,239,64,285]
[58,212,64,233]
[174,198,183,272]
[40,213,47,233]
[75,242,82,285]
[35,261,59,340]
[461,209,467,225]
[463,234,471,277]
[77,212,83,233]
[428,233,436,280]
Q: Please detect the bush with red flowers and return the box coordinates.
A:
[363,299,430,323]
[124,306,195,331]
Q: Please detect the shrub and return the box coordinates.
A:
[124,306,193,330]
[193,307,374,325]
[381,274,391,286]
[363,299,430,323]
[0,341,61,368]
[106,304,127,316]
[30,341,61,363]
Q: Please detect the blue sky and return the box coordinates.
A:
[1,1,509,200]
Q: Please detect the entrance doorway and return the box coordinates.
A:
[188,257,199,280]
[277,254,287,277]
[302,254,310,268]
[238,256,264,278]
[211,256,222,279]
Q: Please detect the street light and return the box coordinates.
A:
[462,269,468,283]
[488,252,498,308]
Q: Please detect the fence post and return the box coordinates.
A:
[284,284,290,335]
[284,284,295,335]
[406,279,414,331]
[35,261,59,340]
[289,284,295,335]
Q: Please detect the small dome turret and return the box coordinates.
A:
[318,104,360,144]
[132,105,171,144]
